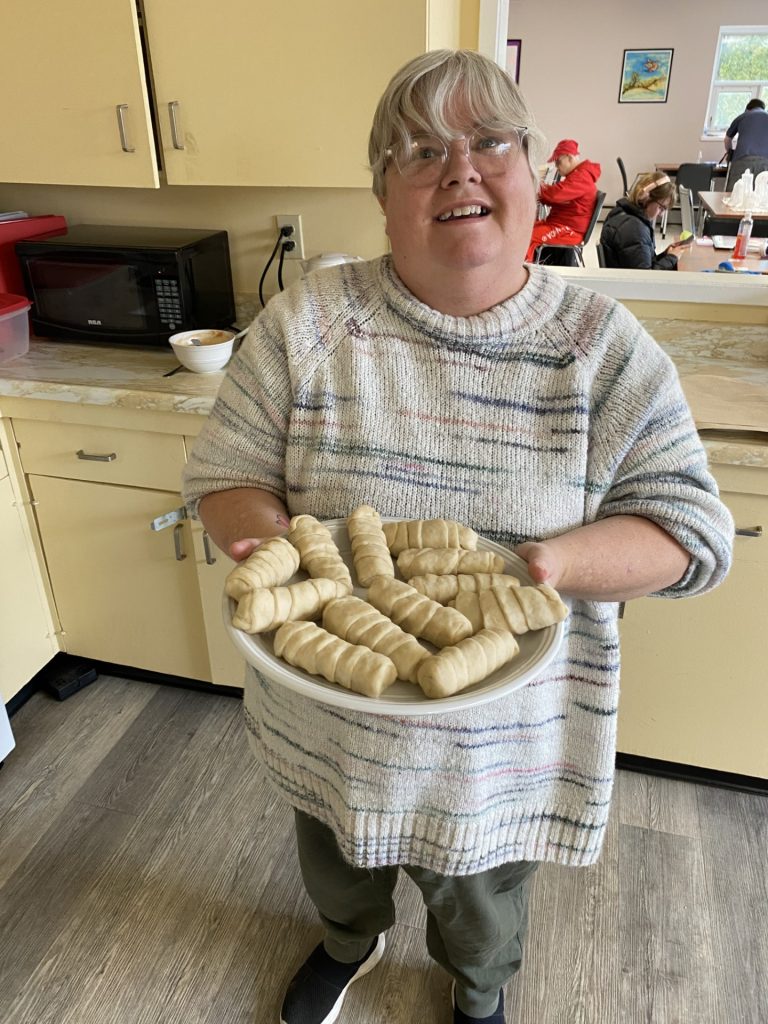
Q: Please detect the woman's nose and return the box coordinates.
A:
[440,140,481,185]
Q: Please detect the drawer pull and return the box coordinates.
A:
[76,449,117,462]
[202,530,217,565]
[735,526,762,538]
[173,522,187,561]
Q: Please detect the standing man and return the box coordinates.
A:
[526,138,600,261]
[725,99,768,188]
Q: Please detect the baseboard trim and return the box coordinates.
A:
[616,752,767,795]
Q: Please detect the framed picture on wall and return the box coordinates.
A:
[506,39,521,84]
[618,49,673,103]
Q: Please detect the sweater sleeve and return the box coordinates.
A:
[583,303,733,598]
[181,303,293,516]
[538,173,592,207]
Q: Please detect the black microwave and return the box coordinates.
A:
[16,224,236,346]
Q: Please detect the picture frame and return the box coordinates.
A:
[618,49,673,103]
[506,39,521,84]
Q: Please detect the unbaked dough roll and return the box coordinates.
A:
[346,505,395,586]
[416,629,520,698]
[224,537,300,598]
[407,572,521,604]
[273,620,397,697]
[367,577,473,649]
[322,595,429,683]
[382,518,479,555]
[452,584,568,635]
[397,548,505,578]
[232,578,351,633]
[287,514,353,592]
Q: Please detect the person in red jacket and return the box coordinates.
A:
[526,139,601,261]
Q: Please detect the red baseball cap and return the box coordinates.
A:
[548,139,580,161]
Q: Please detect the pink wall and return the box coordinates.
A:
[507,0,767,203]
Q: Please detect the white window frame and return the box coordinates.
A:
[703,25,768,139]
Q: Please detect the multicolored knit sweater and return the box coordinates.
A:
[182,256,733,875]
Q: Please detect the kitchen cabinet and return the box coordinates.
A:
[0,0,460,189]
[618,460,768,778]
[0,423,58,702]
[12,415,210,683]
[190,522,246,687]
[2,0,158,188]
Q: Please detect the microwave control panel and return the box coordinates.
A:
[154,278,182,327]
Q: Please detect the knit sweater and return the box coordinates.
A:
[182,256,733,875]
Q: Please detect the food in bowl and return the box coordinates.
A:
[168,328,235,373]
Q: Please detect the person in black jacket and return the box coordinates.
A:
[600,173,688,270]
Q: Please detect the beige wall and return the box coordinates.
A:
[507,0,768,202]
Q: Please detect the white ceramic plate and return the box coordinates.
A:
[223,519,566,716]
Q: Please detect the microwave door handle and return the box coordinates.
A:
[115,104,135,153]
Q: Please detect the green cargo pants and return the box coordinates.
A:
[294,810,538,1018]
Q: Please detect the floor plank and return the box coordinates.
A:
[1,677,766,1024]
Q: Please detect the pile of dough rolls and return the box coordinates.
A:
[225,505,568,700]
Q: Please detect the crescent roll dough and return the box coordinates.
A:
[417,629,520,698]
[224,537,300,598]
[407,572,521,604]
[232,578,351,634]
[287,514,353,592]
[346,505,395,586]
[397,548,505,578]
[382,518,479,555]
[367,577,473,649]
[273,620,397,697]
[322,595,429,684]
[452,584,569,635]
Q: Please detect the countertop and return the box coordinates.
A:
[1,323,767,468]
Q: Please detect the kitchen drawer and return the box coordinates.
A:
[13,419,185,491]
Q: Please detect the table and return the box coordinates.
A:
[698,191,768,238]
[655,162,728,181]
[677,242,768,273]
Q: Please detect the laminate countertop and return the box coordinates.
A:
[0,321,766,469]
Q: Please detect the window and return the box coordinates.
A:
[703,26,768,136]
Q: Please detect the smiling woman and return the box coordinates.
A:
[182,48,733,1024]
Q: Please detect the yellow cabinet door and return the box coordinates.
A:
[618,482,768,778]
[29,476,209,680]
[0,470,58,702]
[1,0,158,187]
[143,0,458,186]
[191,524,246,688]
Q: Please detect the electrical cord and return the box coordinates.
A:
[258,226,295,308]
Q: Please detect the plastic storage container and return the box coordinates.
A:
[0,293,31,363]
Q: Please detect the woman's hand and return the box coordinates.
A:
[514,515,689,602]
[230,538,270,562]
[198,487,290,560]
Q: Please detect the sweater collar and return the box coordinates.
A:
[374,255,567,349]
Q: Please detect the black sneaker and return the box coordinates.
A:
[451,980,505,1024]
[279,934,385,1024]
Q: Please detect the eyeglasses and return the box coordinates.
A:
[385,127,528,185]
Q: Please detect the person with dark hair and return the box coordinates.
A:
[599,172,689,269]
[725,98,768,188]
[525,138,601,261]
[183,49,732,1024]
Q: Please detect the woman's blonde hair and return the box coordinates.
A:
[629,172,676,210]
[368,49,546,198]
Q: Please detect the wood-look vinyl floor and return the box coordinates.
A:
[1,676,766,1024]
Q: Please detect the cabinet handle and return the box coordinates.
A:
[202,530,217,565]
[168,101,185,150]
[76,449,117,462]
[173,522,187,561]
[735,526,762,538]
[115,104,135,153]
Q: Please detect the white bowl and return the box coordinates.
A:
[168,329,235,373]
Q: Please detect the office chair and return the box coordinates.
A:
[660,162,715,238]
[596,242,608,268]
[678,185,696,238]
[616,157,629,196]
[534,191,606,268]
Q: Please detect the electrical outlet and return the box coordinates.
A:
[275,214,304,260]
